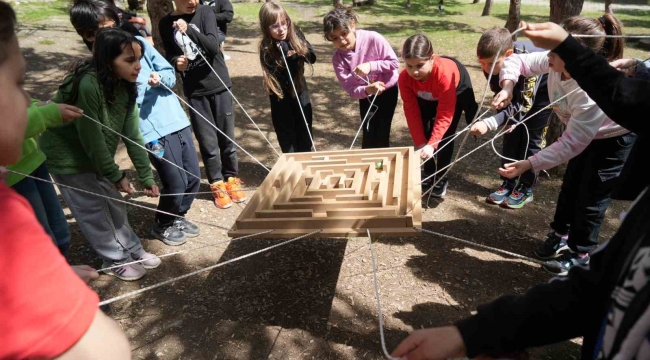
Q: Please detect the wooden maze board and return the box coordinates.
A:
[228,147,422,238]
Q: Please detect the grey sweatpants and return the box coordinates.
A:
[52,172,145,263]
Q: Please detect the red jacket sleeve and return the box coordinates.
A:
[0,184,99,359]
[428,63,457,148]
[399,70,428,147]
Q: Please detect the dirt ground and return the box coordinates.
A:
[17,2,633,359]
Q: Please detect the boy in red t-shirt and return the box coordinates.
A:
[0,3,131,359]
[398,34,478,199]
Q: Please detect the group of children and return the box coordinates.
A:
[0,0,639,282]
[2,0,650,357]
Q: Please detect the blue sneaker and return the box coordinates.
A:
[487,180,515,205]
[501,183,533,209]
[542,251,589,276]
[534,232,569,259]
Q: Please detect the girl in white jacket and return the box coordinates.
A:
[493,13,636,275]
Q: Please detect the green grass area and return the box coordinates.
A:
[38,39,55,45]
[12,0,70,23]
[233,0,649,63]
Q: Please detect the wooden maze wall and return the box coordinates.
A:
[228,147,422,238]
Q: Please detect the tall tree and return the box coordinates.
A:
[605,0,614,13]
[505,0,521,39]
[147,0,175,54]
[545,0,584,174]
[481,0,494,16]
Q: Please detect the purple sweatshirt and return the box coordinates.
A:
[332,29,399,99]
[500,51,629,172]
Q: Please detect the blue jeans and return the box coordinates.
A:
[12,163,71,258]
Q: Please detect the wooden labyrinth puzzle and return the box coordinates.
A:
[228,147,422,238]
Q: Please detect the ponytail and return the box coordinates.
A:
[561,13,624,61]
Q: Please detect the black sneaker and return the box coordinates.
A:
[534,232,569,259]
[542,251,589,276]
[487,180,515,205]
[173,217,200,238]
[431,179,448,198]
[151,222,187,246]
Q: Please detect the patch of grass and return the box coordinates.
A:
[38,39,55,45]
[271,0,649,64]
[12,0,69,23]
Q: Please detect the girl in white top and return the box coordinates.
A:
[493,13,636,275]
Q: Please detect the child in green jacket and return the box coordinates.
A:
[8,100,82,258]
[41,29,161,281]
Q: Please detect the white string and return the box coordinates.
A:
[414,227,564,269]
[97,230,274,272]
[350,93,379,150]
[98,229,322,306]
[418,88,580,187]
[573,34,650,38]
[419,107,492,167]
[159,82,271,172]
[367,229,402,360]
[177,26,281,157]
[81,113,206,185]
[5,168,232,231]
[278,44,317,152]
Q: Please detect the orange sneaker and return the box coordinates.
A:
[210,180,232,209]
[226,177,247,203]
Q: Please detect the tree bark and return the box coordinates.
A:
[605,0,614,13]
[505,0,521,40]
[481,0,494,16]
[550,0,584,23]
[546,0,584,175]
[147,0,175,55]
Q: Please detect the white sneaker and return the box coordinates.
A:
[223,53,231,61]
[174,30,198,61]
[104,261,147,281]
[135,252,162,269]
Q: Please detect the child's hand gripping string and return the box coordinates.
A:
[499,159,533,179]
[391,326,467,360]
[492,80,515,110]
[419,144,435,160]
[148,72,161,87]
[470,121,489,136]
[71,265,99,284]
[518,21,569,51]
[354,62,372,77]
[610,58,639,77]
[173,19,188,33]
[365,81,386,95]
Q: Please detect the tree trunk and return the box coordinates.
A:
[481,0,493,16]
[505,0,520,40]
[550,0,584,23]
[147,0,174,54]
[605,0,614,13]
[546,0,584,175]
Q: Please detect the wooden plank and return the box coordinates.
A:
[228,227,421,239]
[235,155,286,222]
[335,194,366,201]
[274,200,383,211]
[236,216,408,230]
[256,209,313,218]
[290,195,324,202]
[326,208,397,217]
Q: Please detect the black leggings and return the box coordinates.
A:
[359,85,399,149]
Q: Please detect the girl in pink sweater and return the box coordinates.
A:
[494,13,636,275]
[323,7,399,148]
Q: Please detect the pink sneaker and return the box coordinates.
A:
[135,252,161,269]
[104,262,146,281]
